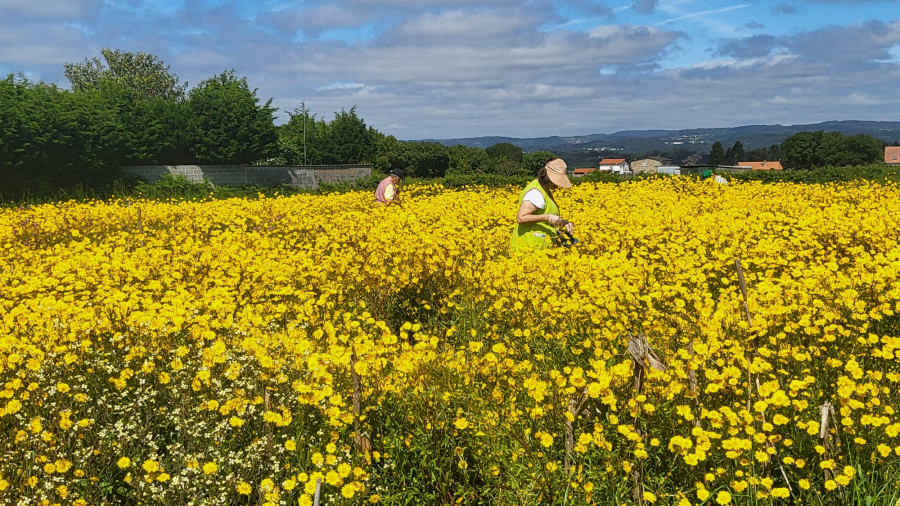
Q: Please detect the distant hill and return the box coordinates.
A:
[420,121,900,160]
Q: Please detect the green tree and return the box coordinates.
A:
[64,48,186,101]
[278,104,328,165]
[372,132,401,174]
[725,141,744,165]
[0,75,122,195]
[447,145,490,175]
[709,142,726,166]
[521,151,558,176]
[485,142,524,163]
[322,107,375,164]
[394,142,450,178]
[782,131,823,170]
[841,134,883,166]
[186,70,277,164]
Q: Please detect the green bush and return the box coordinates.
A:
[730,164,900,184]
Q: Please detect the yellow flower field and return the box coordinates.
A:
[1,178,899,505]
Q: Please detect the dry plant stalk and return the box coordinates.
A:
[350,347,372,457]
[735,258,793,497]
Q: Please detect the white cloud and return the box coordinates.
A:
[0,0,100,19]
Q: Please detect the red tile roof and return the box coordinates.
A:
[738,161,784,171]
[886,146,900,164]
[573,168,596,175]
[598,158,626,165]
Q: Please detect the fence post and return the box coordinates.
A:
[313,477,322,506]
[627,332,668,504]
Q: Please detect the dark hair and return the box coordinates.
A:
[390,168,404,178]
[536,165,558,204]
[537,165,553,188]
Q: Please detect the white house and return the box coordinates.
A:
[598,158,630,174]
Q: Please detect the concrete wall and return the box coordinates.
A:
[122,164,372,190]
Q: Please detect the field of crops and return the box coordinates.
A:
[2,178,900,505]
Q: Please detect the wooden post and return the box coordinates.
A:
[626,332,668,505]
[313,477,322,506]
[686,343,701,429]
[264,390,273,465]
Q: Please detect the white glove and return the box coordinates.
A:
[547,214,562,227]
[564,221,574,235]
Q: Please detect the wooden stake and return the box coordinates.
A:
[686,343,701,429]
[313,477,322,506]
[265,389,273,465]
[626,332,667,505]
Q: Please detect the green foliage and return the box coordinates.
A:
[64,48,186,101]
[725,141,744,165]
[447,144,491,175]
[186,70,278,164]
[730,164,900,184]
[744,144,782,162]
[0,75,122,197]
[485,142,524,162]
[709,141,725,166]
[322,107,375,164]
[782,131,883,170]
[522,151,558,176]
[277,106,377,167]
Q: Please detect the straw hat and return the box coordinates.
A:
[544,158,571,188]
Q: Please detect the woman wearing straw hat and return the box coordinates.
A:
[510,158,575,253]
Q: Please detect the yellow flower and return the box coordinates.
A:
[202,462,218,475]
[236,482,252,495]
[142,459,159,473]
[715,491,732,504]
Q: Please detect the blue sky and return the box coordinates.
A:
[1,0,898,139]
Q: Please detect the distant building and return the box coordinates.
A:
[886,146,900,165]
[631,158,662,174]
[598,158,630,174]
[573,168,596,178]
[737,161,784,171]
[657,166,681,175]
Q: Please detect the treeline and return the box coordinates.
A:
[709,131,886,169]
[1,54,277,195]
[1,49,558,198]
